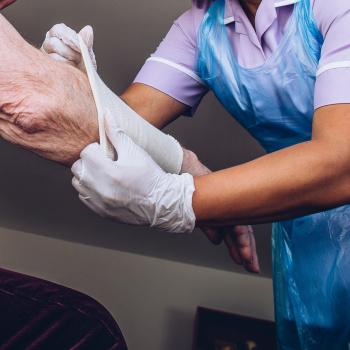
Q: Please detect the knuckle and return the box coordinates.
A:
[14,114,44,134]
[81,143,99,159]
[48,36,60,47]
[238,238,250,249]
[51,23,65,35]
[234,225,249,235]
[43,38,56,52]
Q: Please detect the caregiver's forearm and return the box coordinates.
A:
[193,105,350,225]
[120,83,189,129]
[121,83,207,174]
[194,141,350,225]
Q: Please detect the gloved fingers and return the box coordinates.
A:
[77,142,117,190]
[71,160,85,182]
[48,23,80,52]
[80,142,110,166]
[79,194,107,218]
[200,226,224,245]
[72,143,107,189]
[45,52,73,65]
[79,25,94,49]
[72,175,106,217]
[72,176,90,197]
[42,36,81,64]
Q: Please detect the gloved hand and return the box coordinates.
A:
[41,23,97,71]
[72,111,196,233]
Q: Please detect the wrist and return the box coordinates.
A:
[181,149,211,176]
[151,173,196,233]
[56,64,99,164]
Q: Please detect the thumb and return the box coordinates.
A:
[79,25,94,49]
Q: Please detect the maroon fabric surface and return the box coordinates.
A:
[0,268,127,350]
[0,0,17,10]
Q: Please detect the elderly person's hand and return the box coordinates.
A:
[0,15,98,166]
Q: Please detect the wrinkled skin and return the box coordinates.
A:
[0,14,98,166]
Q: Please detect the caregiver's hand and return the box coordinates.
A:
[42,23,96,71]
[182,149,260,273]
[72,111,196,233]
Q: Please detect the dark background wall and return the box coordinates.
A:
[1,0,272,276]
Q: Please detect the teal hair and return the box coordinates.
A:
[197,0,323,85]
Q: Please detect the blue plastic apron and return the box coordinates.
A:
[197,0,350,349]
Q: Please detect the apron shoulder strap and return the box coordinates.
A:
[295,0,323,64]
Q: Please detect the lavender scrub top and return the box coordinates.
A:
[134,0,350,116]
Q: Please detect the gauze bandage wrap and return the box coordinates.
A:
[72,112,196,234]
[78,36,183,174]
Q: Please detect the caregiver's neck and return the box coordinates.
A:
[239,0,262,27]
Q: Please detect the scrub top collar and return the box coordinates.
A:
[224,0,300,49]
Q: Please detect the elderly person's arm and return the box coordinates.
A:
[0,14,99,165]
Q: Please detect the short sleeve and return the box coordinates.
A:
[134,7,208,116]
[313,0,350,109]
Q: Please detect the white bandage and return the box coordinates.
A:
[78,36,183,174]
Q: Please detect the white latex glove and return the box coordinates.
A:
[71,111,196,233]
[41,23,97,71]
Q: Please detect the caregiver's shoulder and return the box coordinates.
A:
[312,0,350,34]
[174,1,211,45]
